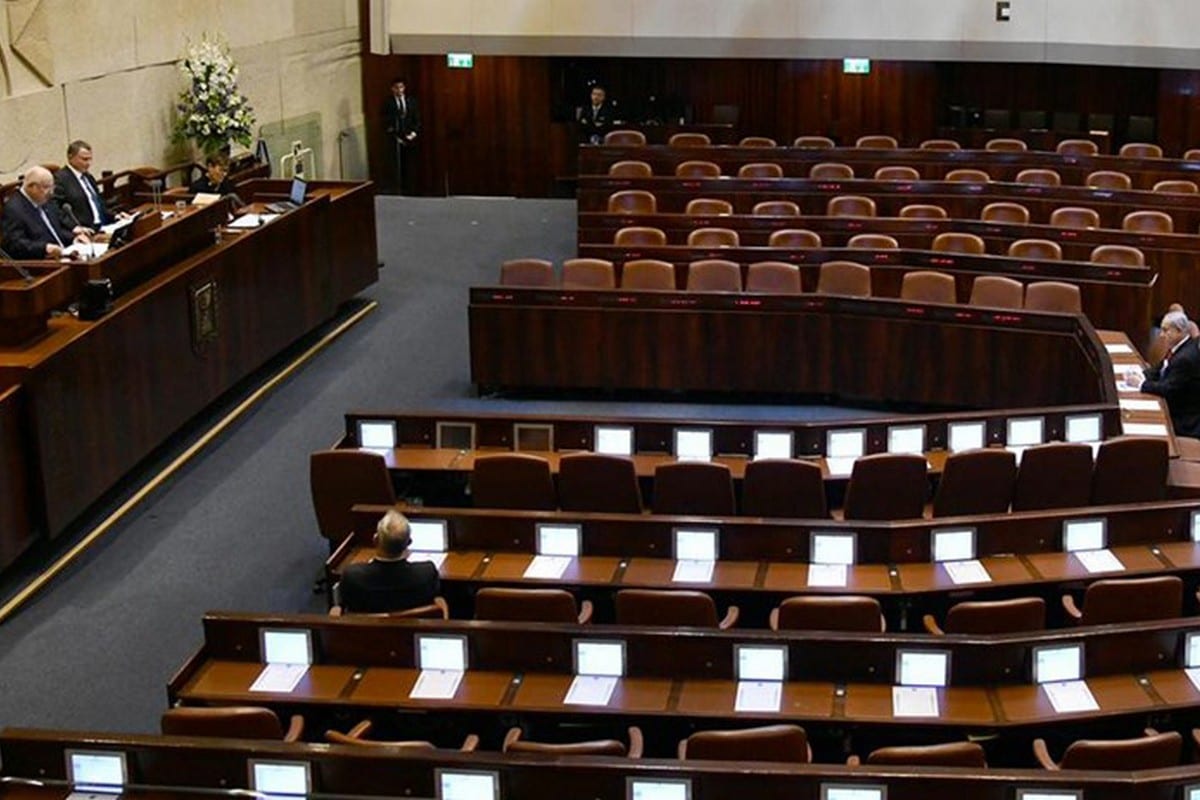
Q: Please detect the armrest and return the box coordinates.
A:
[627,727,644,759]
[460,734,480,752]
[1032,738,1059,770]
[433,596,450,619]
[1192,728,1200,751]
[922,614,945,635]
[328,605,344,617]
[1145,728,1160,737]
[719,605,740,629]
[578,600,594,625]
[768,607,780,631]
[502,727,523,752]
[677,739,688,760]
[846,755,862,766]
[1061,594,1083,622]
[283,715,305,743]
[338,719,373,741]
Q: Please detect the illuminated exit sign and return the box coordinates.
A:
[447,52,474,69]
[843,58,871,75]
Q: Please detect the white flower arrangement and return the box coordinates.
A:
[173,35,256,155]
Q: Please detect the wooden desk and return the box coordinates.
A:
[0,264,77,347]
[0,385,33,567]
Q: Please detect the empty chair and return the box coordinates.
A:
[899,204,947,219]
[931,448,1017,516]
[621,259,677,290]
[162,707,303,741]
[562,258,616,289]
[809,162,855,180]
[1049,206,1100,229]
[769,229,821,248]
[1056,138,1099,156]
[827,195,876,217]
[945,168,990,183]
[558,452,642,513]
[310,450,396,551]
[1034,731,1182,770]
[981,201,1030,224]
[851,742,987,768]
[472,453,556,509]
[842,453,928,520]
[1153,179,1199,194]
[1024,281,1081,312]
[739,162,783,178]
[474,588,592,623]
[815,261,871,296]
[985,137,1027,152]
[685,197,733,216]
[856,134,899,149]
[1091,436,1168,503]
[675,160,720,178]
[608,160,652,177]
[326,720,478,750]
[604,129,647,146]
[745,261,802,294]
[1086,170,1132,190]
[687,259,742,292]
[668,132,711,147]
[923,597,1047,635]
[687,227,739,248]
[741,459,828,518]
[1008,240,1063,261]
[1015,168,1061,186]
[679,725,811,763]
[614,226,667,246]
[499,258,556,287]
[1186,149,1200,161]
[616,589,738,629]
[1123,209,1173,233]
[919,139,961,150]
[874,165,919,181]
[969,276,1024,309]
[1120,142,1163,158]
[752,199,800,216]
[1063,575,1183,625]
[608,189,656,214]
[771,595,885,632]
[504,726,643,758]
[1010,442,1094,511]
[847,233,898,249]
[739,136,776,147]
[1091,244,1144,267]
[653,461,735,515]
[793,135,835,148]
[931,232,986,255]
[900,270,956,304]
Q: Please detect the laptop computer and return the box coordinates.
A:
[266,178,307,213]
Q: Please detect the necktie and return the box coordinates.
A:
[399,96,406,117]
[38,205,65,247]
[79,173,102,223]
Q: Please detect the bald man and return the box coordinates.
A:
[2,166,89,259]
[337,510,440,614]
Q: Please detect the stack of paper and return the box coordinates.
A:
[892,686,939,717]
[807,563,848,587]
[564,675,618,706]
[1042,680,1099,713]
[524,555,571,579]
[735,680,782,712]
[250,663,307,693]
[825,457,857,477]
[943,560,991,585]
[409,551,447,568]
[672,559,715,583]
[409,669,464,700]
[1074,549,1124,574]
[1104,343,1134,355]
[1123,423,1168,436]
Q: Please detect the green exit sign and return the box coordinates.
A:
[843,58,871,75]
[447,52,474,69]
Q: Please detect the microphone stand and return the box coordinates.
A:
[0,244,36,283]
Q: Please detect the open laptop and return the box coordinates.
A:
[266,178,307,213]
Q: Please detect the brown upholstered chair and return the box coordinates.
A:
[562,258,616,289]
[1008,240,1063,261]
[1011,443,1095,511]
[1123,209,1174,233]
[770,595,885,632]
[685,197,733,216]
[842,453,928,520]
[741,459,828,518]
[1091,436,1168,504]
[1024,281,1081,313]
[616,589,738,629]
[604,129,646,146]
[969,276,1024,309]
[856,134,899,149]
[499,258,556,287]
[614,226,667,246]
[608,160,653,177]
[1085,170,1132,190]
[474,587,592,623]
[815,261,871,296]
[1120,142,1163,158]
[607,189,656,214]
[653,462,735,515]
[161,707,304,741]
[1056,138,1099,156]
[1049,206,1101,229]
[1187,149,1200,161]
[687,228,739,247]
[679,725,811,762]
[847,233,899,249]
[923,597,1047,635]
[739,136,776,147]
[944,168,990,183]
[745,261,803,294]
[931,448,1017,516]
[1090,244,1145,267]
[752,199,800,216]
[675,160,721,178]
[809,162,855,180]
[558,452,642,513]
[874,165,920,181]
[326,720,479,750]
[931,232,986,255]
[471,453,556,509]
[827,195,876,217]
[739,162,784,178]
[1015,168,1061,187]
[1062,575,1183,626]
[687,259,742,292]
[919,139,961,150]
[985,137,1027,152]
[668,132,711,147]
[899,203,947,219]
[850,741,987,767]
[1153,179,1199,194]
[793,135,836,148]
[621,259,677,290]
[900,271,956,304]
[768,229,821,248]
[503,726,643,757]
[310,450,396,550]
[1034,731,1182,770]
[981,201,1030,224]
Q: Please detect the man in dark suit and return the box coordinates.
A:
[383,77,420,194]
[577,84,615,144]
[1129,309,1200,437]
[53,140,116,230]
[337,510,439,614]
[2,166,90,259]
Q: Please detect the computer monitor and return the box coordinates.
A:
[1191,509,1200,543]
[1065,413,1102,443]
[627,777,691,800]
[947,421,986,453]
[409,519,449,552]
[537,523,581,557]
[674,428,713,461]
[735,644,787,682]
[1007,416,1045,447]
[887,425,925,455]
[895,649,950,687]
[289,177,307,206]
[249,760,311,798]
[1062,518,1106,552]
[574,639,626,677]
[1184,632,1200,669]
[820,784,886,800]
[674,528,718,561]
[435,421,476,450]
[437,769,500,800]
[356,419,397,449]
[595,425,634,456]
[754,430,793,460]
[1033,643,1084,683]
[811,532,856,565]
[66,750,127,794]
[1014,790,1082,800]
[1185,785,1200,800]
[931,528,976,562]
[260,629,313,665]
[826,429,866,459]
[416,634,468,672]
[513,423,554,452]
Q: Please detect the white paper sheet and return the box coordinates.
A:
[1119,398,1161,411]
[807,563,849,587]
[1042,679,1099,713]
[408,669,464,700]
[100,217,135,237]
[523,555,571,579]
[1104,343,1134,354]
[1074,548,1124,574]
[825,456,857,477]
[61,242,109,259]
[891,686,939,717]
[943,559,991,585]
[564,675,618,706]
[249,663,306,693]
[1186,667,1200,693]
[672,559,715,583]
[228,213,279,229]
[1123,422,1169,436]
[409,551,447,568]
[735,680,782,712]
[1116,380,1140,394]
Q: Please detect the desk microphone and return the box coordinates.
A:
[0,244,35,283]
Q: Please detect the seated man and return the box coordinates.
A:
[1128,309,1200,437]
[53,139,117,229]
[189,153,236,195]
[2,166,90,259]
[338,510,439,613]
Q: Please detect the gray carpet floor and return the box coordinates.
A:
[0,198,875,734]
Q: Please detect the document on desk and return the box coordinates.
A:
[228,213,280,229]
[564,675,618,706]
[807,563,848,587]
[1104,343,1134,355]
[1116,380,1140,394]
[61,242,109,260]
[524,555,571,580]
[1074,548,1124,574]
[1043,679,1099,713]
[735,680,782,713]
[100,216,135,237]
[943,559,991,585]
[825,457,856,477]
[891,686,939,717]
[1119,398,1161,412]
[1186,667,1200,693]
[1123,422,1169,437]
[672,559,715,583]
[249,663,307,693]
[408,551,447,568]
[409,669,464,700]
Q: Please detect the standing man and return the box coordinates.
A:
[2,166,90,259]
[1127,309,1200,437]
[336,510,440,614]
[577,84,614,144]
[383,77,420,194]
[53,140,116,230]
